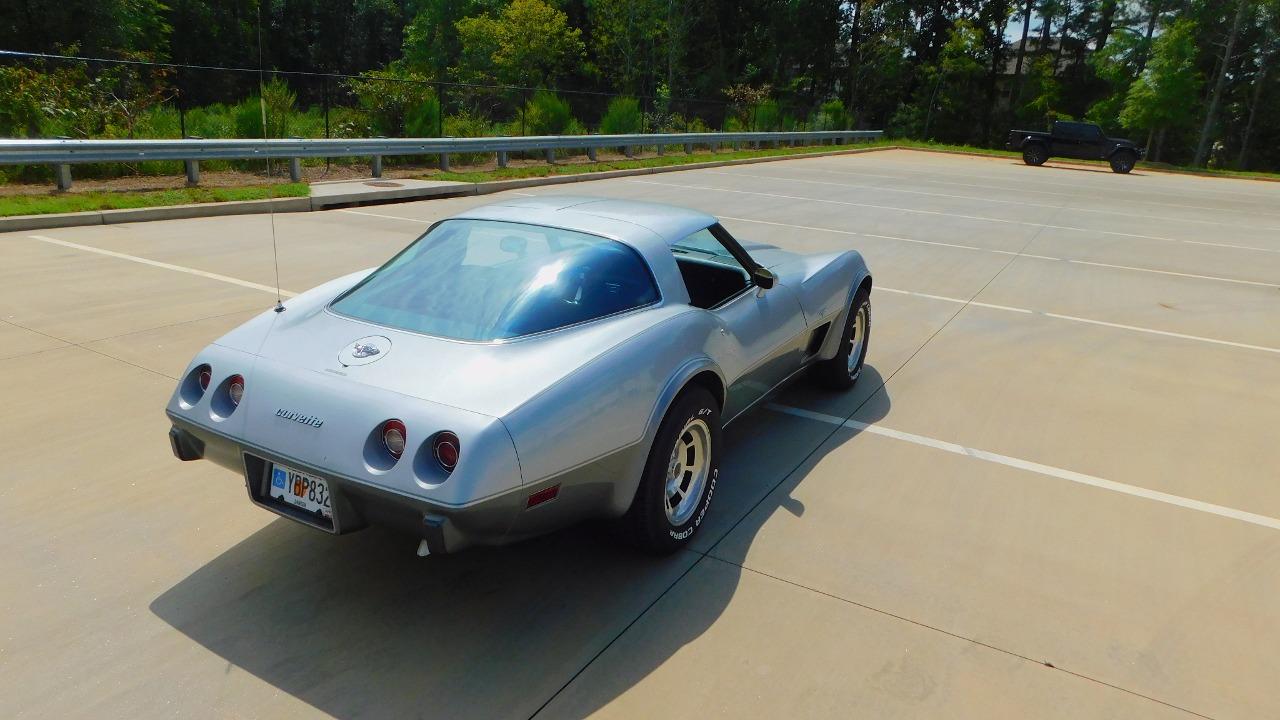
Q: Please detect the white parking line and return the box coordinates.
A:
[634,179,1280,254]
[707,169,1280,232]
[336,208,431,223]
[766,403,1280,532]
[874,286,1280,355]
[718,215,1277,289]
[27,235,297,297]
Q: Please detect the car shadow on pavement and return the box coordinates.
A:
[150,368,891,720]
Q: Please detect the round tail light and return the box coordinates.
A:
[382,419,407,460]
[228,374,245,406]
[198,365,212,392]
[433,431,460,472]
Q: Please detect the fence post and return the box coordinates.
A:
[497,150,508,168]
[323,76,331,173]
[372,155,382,177]
[437,82,445,138]
[54,164,72,191]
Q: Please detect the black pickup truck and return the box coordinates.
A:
[1007,121,1145,174]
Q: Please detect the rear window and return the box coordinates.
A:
[330,219,659,341]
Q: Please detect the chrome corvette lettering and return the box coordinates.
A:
[275,408,324,428]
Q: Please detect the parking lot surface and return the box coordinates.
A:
[3,149,1278,719]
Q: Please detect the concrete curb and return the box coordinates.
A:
[0,196,312,232]
[0,145,895,233]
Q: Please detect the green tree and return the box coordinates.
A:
[453,0,585,87]
[586,0,665,95]
[1120,18,1202,161]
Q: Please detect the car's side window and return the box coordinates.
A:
[672,228,751,310]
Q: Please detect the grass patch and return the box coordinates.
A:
[0,183,309,217]
[432,142,863,183]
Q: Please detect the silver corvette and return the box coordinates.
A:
[166,197,872,555]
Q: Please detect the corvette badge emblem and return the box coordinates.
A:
[338,335,392,367]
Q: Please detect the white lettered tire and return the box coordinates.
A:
[623,386,721,553]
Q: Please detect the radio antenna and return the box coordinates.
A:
[256,3,286,313]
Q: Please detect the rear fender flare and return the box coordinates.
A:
[606,356,727,515]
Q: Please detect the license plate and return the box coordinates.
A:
[269,464,333,519]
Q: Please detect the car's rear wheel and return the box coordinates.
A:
[812,286,871,391]
[622,386,721,553]
[1022,144,1048,166]
[1109,150,1137,174]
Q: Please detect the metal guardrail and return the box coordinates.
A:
[0,130,882,189]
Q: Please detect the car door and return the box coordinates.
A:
[1051,122,1083,158]
[672,225,808,420]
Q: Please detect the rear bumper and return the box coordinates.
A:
[167,417,579,555]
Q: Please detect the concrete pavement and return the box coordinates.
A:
[2,149,1277,719]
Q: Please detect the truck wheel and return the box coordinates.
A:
[812,286,871,391]
[1022,144,1048,166]
[1109,150,1137,174]
[621,386,721,554]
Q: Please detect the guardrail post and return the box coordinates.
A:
[184,160,200,186]
[440,153,450,172]
[371,155,382,178]
[497,150,508,168]
[684,143,693,154]
[54,164,72,191]
[545,147,555,164]
[624,145,634,158]
[587,146,597,161]
[288,157,301,182]
[709,142,718,153]
[733,141,740,151]
[657,142,664,156]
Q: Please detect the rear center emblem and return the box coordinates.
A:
[352,342,381,358]
[339,335,392,367]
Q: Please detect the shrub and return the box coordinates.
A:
[347,66,434,136]
[749,100,783,131]
[523,90,574,135]
[599,96,642,135]
[811,99,851,130]
[233,79,296,138]
[405,94,443,137]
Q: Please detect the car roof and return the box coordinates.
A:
[449,196,722,307]
[451,196,717,247]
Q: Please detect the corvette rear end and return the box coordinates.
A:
[166,197,872,556]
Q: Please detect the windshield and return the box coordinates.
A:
[331,219,659,341]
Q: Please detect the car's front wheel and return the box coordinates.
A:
[1022,144,1048,166]
[622,386,721,553]
[812,286,871,390]
[1109,150,1137,174]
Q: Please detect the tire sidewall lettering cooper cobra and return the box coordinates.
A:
[667,408,717,541]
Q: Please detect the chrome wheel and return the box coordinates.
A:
[846,303,868,376]
[664,417,711,525]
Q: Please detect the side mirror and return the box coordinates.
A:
[751,266,776,290]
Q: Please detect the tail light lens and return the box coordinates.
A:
[228,374,245,406]
[433,431,460,472]
[382,419,407,460]
[197,365,212,392]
